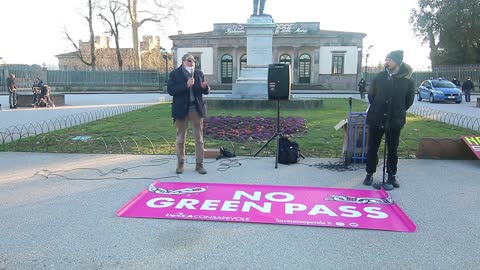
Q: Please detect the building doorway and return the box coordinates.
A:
[221,54,233,83]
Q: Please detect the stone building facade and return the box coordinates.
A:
[169,22,366,89]
[55,35,174,72]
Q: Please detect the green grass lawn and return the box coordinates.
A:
[4,99,478,158]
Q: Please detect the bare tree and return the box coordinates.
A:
[124,0,180,69]
[98,0,127,70]
[64,0,97,71]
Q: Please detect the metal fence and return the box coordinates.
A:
[0,103,157,147]
[0,68,45,90]
[408,105,480,132]
[47,70,168,87]
[0,67,168,90]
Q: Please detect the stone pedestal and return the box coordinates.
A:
[231,16,276,99]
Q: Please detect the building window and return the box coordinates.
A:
[279,54,292,66]
[299,53,311,83]
[332,55,345,75]
[240,54,247,70]
[221,54,233,84]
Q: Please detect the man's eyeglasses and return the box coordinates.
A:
[186,59,196,63]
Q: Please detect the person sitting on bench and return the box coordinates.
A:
[34,84,55,108]
[32,77,44,106]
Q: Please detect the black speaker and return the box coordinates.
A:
[268,64,291,100]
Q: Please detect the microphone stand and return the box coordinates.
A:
[373,71,395,191]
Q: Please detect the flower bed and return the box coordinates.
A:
[204,116,308,142]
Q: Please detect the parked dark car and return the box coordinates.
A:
[417,79,463,103]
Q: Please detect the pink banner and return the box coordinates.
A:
[117,182,416,232]
[461,136,480,159]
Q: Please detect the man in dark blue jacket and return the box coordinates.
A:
[363,50,415,189]
[168,54,210,174]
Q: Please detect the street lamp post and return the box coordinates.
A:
[356,47,363,83]
[365,45,374,81]
[160,47,169,84]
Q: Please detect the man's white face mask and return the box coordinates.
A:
[185,66,194,73]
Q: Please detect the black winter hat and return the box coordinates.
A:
[386,50,404,65]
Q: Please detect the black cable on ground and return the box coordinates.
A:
[298,160,364,172]
[32,157,261,181]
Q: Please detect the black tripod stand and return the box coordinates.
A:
[373,74,395,191]
[254,98,282,168]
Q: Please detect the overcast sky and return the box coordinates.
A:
[0,0,430,70]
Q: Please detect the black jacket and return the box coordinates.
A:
[367,63,415,130]
[167,66,210,120]
[358,80,367,93]
[462,80,474,91]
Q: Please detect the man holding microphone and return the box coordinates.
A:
[168,54,210,175]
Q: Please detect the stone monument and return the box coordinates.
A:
[231,0,275,99]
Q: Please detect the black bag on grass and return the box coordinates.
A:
[278,136,300,164]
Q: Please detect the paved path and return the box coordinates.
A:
[0,152,478,269]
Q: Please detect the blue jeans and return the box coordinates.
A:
[9,91,17,107]
[32,93,38,104]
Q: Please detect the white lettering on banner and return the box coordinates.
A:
[339,206,362,218]
[200,200,221,211]
[146,198,175,208]
[364,207,389,219]
[146,197,389,220]
[285,203,308,214]
[308,205,339,217]
[233,191,262,201]
[242,202,272,213]
[221,201,240,211]
[175,199,200,210]
[265,192,295,202]
[472,146,480,152]
[233,191,295,202]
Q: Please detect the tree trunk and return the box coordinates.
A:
[129,0,140,69]
[132,21,140,69]
[112,8,123,70]
[427,28,438,68]
[88,0,96,71]
[114,35,123,70]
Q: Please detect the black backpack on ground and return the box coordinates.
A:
[278,136,300,164]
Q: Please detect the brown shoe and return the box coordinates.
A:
[195,163,207,175]
[176,161,185,174]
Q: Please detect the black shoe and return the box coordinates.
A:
[363,174,374,186]
[387,174,400,188]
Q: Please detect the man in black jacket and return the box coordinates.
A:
[462,77,474,102]
[168,54,210,174]
[451,77,461,88]
[363,50,415,189]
